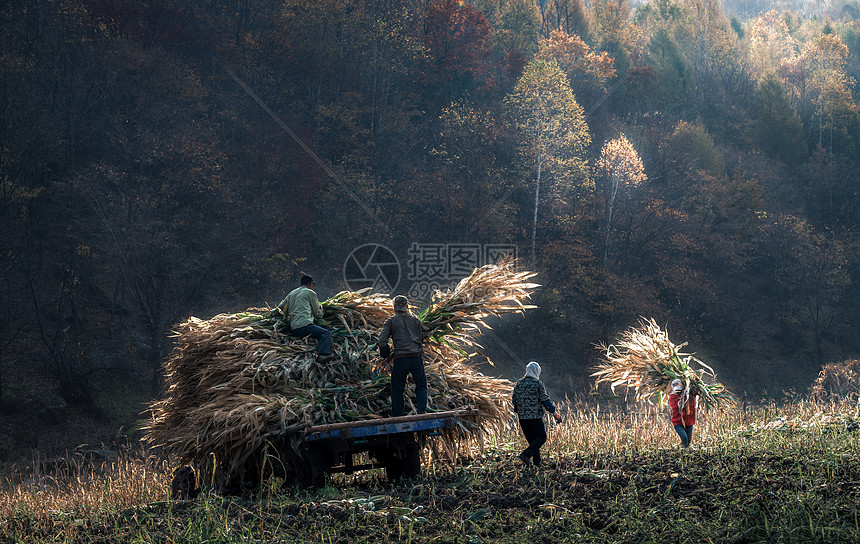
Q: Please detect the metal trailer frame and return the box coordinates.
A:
[170,407,479,496]
[294,408,479,486]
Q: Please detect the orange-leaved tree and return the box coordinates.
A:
[595,135,647,268]
[536,29,616,109]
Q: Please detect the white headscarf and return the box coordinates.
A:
[525,361,541,380]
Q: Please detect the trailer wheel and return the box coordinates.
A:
[286,445,328,488]
[384,437,421,481]
[170,465,199,500]
[297,457,327,488]
[384,453,404,481]
[401,440,421,478]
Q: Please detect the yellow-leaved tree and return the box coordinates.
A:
[505,59,591,264]
[802,32,857,155]
[747,10,798,79]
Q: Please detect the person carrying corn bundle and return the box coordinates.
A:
[669,378,697,449]
[513,361,561,467]
[378,295,427,416]
[277,275,333,363]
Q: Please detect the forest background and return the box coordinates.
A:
[1,0,859,462]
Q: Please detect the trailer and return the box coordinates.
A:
[295,407,479,486]
[171,407,479,497]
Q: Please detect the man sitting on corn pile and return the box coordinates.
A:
[277,275,333,363]
[378,295,427,416]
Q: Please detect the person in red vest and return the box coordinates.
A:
[669,378,697,448]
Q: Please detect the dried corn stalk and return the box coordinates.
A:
[592,318,736,411]
[810,359,860,400]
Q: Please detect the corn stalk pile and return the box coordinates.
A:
[145,259,538,476]
[592,318,736,411]
[810,359,860,400]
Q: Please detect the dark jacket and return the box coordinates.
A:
[512,377,556,419]
[379,312,424,359]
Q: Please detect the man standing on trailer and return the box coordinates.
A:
[378,295,427,416]
[277,275,333,363]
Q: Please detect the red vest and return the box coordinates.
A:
[669,393,697,426]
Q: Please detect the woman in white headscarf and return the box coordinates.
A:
[512,361,561,467]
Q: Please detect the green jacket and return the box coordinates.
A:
[279,286,323,330]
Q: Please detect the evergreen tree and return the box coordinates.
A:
[752,73,808,165]
[645,28,695,116]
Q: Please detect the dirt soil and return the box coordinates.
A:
[8,443,860,543]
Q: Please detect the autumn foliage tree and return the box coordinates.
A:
[801,32,858,156]
[588,0,636,61]
[747,10,798,79]
[538,0,589,42]
[494,0,542,86]
[428,101,512,239]
[536,30,616,108]
[505,59,591,264]
[659,121,725,200]
[595,135,647,267]
[423,0,493,102]
[766,214,851,364]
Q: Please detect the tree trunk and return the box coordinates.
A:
[531,150,542,266]
[603,172,620,268]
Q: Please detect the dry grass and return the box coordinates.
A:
[480,394,860,486]
[0,450,171,521]
[0,399,860,529]
[490,399,734,457]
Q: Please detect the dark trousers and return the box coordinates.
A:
[290,324,332,355]
[674,424,693,447]
[519,418,547,465]
[390,356,427,416]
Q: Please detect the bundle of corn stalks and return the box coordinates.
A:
[592,318,736,411]
[420,263,539,343]
[810,359,860,400]
[145,258,538,477]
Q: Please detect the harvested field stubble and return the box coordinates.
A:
[4,398,860,543]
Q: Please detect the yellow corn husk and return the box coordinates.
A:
[592,317,736,411]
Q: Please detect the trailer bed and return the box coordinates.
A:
[304,409,478,442]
